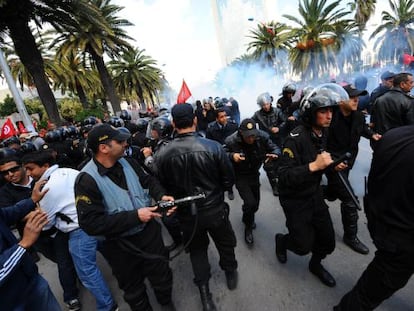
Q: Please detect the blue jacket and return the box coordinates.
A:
[0,198,37,310]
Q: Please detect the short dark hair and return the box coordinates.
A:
[394,72,412,87]
[215,108,227,118]
[21,150,55,167]
[0,156,21,166]
[173,117,194,129]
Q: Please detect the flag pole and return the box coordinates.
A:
[0,49,36,133]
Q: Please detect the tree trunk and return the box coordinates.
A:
[7,18,62,125]
[89,48,122,114]
[75,80,88,109]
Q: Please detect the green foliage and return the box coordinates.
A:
[25,98,46,120]
[73,100,105,122]
[0,94,18,116]
[57,98,84,121]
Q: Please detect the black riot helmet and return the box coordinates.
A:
[108,116,124,128]
[300,83,348,125]
[135,118,149,133]
[44,129,62,143]
[0,147,17,160]
[282,83,297,94]
[82,116,98,126]
[120,110,131,121]
[20,141,37,154]
[151,117,173,139]
[2,136,20,148]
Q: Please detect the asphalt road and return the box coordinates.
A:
[38,139,414,310]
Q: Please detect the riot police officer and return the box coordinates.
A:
[275,83,349,288]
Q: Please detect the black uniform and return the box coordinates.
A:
[224,130,280,228]
[155,132,237,286]
[325,108,374,252]
[75,157,172,311]
[278,125,335,259]
[335,125,414,310]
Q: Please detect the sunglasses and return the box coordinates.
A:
[0,165,21,176]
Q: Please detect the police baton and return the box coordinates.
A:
[329,153,362,211]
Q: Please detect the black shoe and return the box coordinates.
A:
[343,236,369,255]
[244,227,254,245]
[275,234,287,263]
[198,284,217,311]
[227,191,235,200]
[225,270,238,290]
[272,185,279,196]
[309,262,336,287]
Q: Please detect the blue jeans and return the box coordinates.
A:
[14,274,62,311]
[69,228,115,311]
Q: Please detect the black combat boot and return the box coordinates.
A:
[309,256,336,287]
[275,233,287,263]
[225,270,238,290]
[341,202,369,255]
[198,284,217,311]
[244,226,254,245]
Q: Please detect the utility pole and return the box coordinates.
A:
[0,49,36,133]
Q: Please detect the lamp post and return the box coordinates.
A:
[0,49,36,133]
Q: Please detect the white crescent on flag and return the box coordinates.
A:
[3,125,10,135]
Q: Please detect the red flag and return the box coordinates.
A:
[0,118,17,139]
[18,121,28,134]
[177,80,192,104]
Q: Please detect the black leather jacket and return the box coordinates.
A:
[371,87,414,134]
[252,107,286,144]
[154,132,234,217]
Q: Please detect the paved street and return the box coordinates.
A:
[38,139,414,310]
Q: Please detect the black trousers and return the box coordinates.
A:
[35,230,79,303]
[235,174,260,227]
[336,248,414,310]
[181,207,238,286]
[280,192,335,258]
[101,220,172,311]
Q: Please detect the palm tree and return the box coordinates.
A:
[109,47,163,110]
[246,21,291,73]
[50,51,103,108]
[283,0,351,81]
[349,0,377,32]
[370,0,414,64]
[50,0,133,114]
[0,0,102,124]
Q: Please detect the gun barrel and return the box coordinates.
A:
[174,193,206,205]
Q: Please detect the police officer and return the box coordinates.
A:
[225,118,280,245]
[252,92,285,196]
[334,125,414,310]
[325,84,381,255]
[275,83,349,288]
[155,104,238,311]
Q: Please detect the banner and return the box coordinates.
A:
[177,79,192,104]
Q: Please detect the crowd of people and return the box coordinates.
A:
[1,70,414,311]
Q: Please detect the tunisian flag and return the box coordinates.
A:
[0,118,17,139]
[177,79,192,104]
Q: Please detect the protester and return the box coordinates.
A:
[0,179,62,311]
